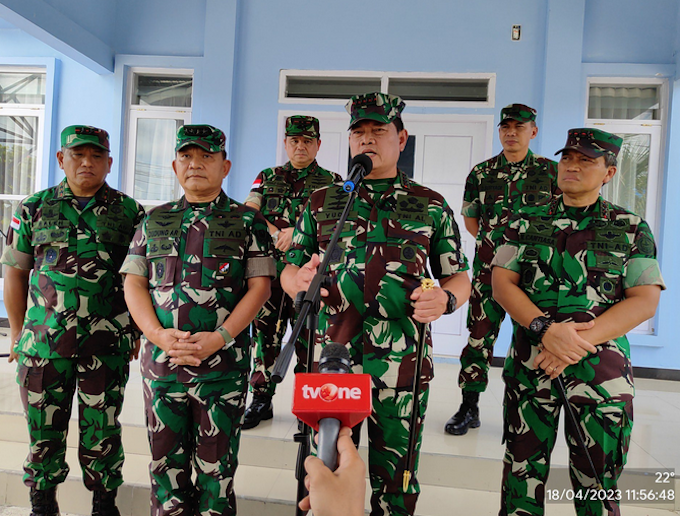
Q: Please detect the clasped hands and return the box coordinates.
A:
[534,320,598,379]
[150,327,226,367]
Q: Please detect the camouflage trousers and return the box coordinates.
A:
[143,375,248,516]
[17,354,129,491]
[500,371,632,516]
[250,280,308,397]
[348,386,430,516]
[459,265,506,392]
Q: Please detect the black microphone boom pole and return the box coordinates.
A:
[272,153,372,384]
[554,375,613,513]
[271,153,371,516]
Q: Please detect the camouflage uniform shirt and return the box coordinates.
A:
[493,195,665,397]
[245,160,341,274]
[462,150,559,267]
[285,170,469,389]
[120,191,275,384]
[0,179,144,358]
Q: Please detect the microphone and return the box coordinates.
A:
[343,153,373,193]
[292,343,372,470]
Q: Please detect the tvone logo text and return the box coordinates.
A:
[302,383,362,402]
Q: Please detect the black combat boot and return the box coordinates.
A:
[29,487,60,516]
[92,488,120,516]
[242,393,274,430]
[444,391,481,435]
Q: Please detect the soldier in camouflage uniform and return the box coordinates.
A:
[1,126,144,516]
[281,93,471,516]
[121,125,274,516]
[448,104,560,436]
[242,115,341,429]
[492,128,665,516]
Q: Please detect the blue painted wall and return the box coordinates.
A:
[583,0,677,64]
[41,0,118,48]
[114,0,206,57]
[1,0,679,372]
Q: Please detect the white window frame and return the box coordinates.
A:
[279,70,496,108]
[123,67,193,207]
[585,77,667,336]
[0,67,46,287]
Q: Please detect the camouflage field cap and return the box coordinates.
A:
[61,125,110,151]
[345,92,405,129]
[285,116,320,139]
[176,124,226,153]
[498,104,537,125]
[555,128,622,159]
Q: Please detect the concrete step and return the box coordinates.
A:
[1,412,678,516]
[0,411,502,491]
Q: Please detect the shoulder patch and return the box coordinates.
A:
[10,215,21,231]
[636,235,655,255]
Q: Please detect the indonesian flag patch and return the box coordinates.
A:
[10,215,21,231]
[251,177,263,189]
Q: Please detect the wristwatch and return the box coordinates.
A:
[443,290,457,315]
[528,316,554,341]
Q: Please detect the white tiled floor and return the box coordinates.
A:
[1,334,679,515]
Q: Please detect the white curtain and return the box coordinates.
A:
[0,115,38,196]
[588,86,659,120]
[133,118,180,201]
[601,134,650,216]
[0,115,37,279]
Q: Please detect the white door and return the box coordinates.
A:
[406,116,492,356]
[277,111,494,357]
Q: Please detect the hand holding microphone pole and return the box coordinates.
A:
[343,154,373,193]
[316,343,351,470]
[292,342,372,470]
[299,426,366,516]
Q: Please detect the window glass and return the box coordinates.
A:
[588,85,660,120]
[133,75,192,107]
[133,118,181,201]
[283,73,492,104]
[0,115,40,279]
[389,78,488,102]
[0,72,46,104]
[601,133,650,217]
[0,115,39,196]
[287,76,382,100]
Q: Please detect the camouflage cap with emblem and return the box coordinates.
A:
[555,128,622,159]
[285,115,320,139]
[61,125,110,152]
[176,124,226,154]
[345,92,405,129]
[498,104,537,125]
